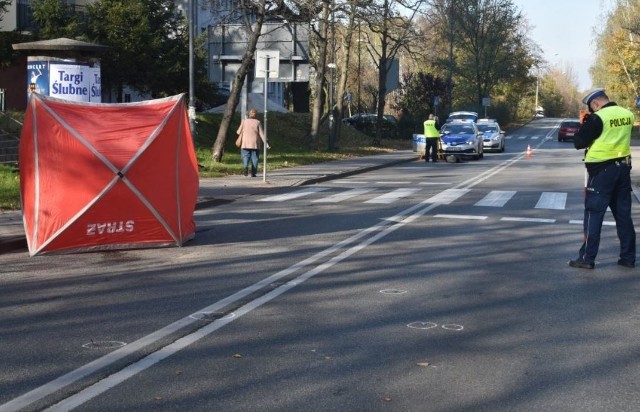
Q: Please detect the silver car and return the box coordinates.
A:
[477,121,505,152]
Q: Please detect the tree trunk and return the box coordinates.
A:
[211,0,266,162]
[309,0,330,146]
[335,4,357,145]
[375,53,388,146]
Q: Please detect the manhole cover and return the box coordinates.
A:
[407,322,438,330]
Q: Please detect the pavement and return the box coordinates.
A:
[0,151,417,254]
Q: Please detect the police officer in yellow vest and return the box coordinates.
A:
[569,88,636,269]
[423,114,441,162]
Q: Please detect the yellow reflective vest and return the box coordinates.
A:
[423,119,440,138]
[585,105,633,162]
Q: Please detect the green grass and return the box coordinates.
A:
[0,164,20,210]
[193,112,411,177]
[0,112,411,210]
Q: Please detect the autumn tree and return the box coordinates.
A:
[591,0,640,109]
[31,0,83,39]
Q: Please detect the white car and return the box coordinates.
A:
[446,111,479,123]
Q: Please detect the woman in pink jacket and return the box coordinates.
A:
[236,108,270,177]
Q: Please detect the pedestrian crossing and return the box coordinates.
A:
[259,187,571,210]
[474,190,515,207]
[257,186,620,225]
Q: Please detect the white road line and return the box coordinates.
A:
[425,188,469,204]
[474,190,516,207]
[312,188,373,203]
[433,214,488,220]
[419,182,452,185]
[365,188,420,204]
[518,136,527,140]
[535,192,567,210]
[501,217,556,223]
[569,219,616,226]
[259,187,328,202]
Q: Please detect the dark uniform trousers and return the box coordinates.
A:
[425,138,439,162]
[580,161,636,263]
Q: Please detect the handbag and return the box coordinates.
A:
[235,122,243,148]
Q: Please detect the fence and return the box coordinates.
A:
[0,110,21,164]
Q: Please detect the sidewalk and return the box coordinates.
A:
[0,151,417,254]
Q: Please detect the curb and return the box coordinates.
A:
[300,156,416,186]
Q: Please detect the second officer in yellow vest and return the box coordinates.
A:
[569,88,636,269]
[423,114,441,162]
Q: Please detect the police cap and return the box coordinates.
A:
[582,88,606,106]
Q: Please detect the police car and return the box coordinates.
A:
[439,120,484,160]
[477,119,505,152]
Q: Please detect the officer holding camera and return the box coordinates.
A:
[569,88,636,269]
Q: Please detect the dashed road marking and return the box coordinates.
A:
[365,188,420,204]
[475,190,516,207]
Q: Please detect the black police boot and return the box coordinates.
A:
[569,258,594,269]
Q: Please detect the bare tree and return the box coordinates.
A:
[307,0,331,147]
[361,0,425,144]
[210,0,266,162]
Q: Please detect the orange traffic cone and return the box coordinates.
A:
[526,145,532,158]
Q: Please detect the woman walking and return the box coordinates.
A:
[236,108,270,177]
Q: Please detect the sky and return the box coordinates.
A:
[511,0,613,92]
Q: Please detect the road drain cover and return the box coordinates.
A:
[189,312,236,321]
[82,341,126,349]
[380,289,407,295]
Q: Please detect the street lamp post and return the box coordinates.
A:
[535,69,539,112]
[188,0,197,136]
[328,0,336,151]
[357,22,361,114]
[328,62,336,150]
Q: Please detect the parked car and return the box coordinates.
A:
[558,119,581,142]
[439,120,484,160]
[477,120,505,152]
[343,113,398,138]
[446,111,479,123]
[210,85,231,107]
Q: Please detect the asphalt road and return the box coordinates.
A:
[1,118,639,412]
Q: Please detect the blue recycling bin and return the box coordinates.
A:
[412,134,426,155]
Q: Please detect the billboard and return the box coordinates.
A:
[27,57,101,103]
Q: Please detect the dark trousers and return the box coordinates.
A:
[579,162,636,263]
[425,138,439,162]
